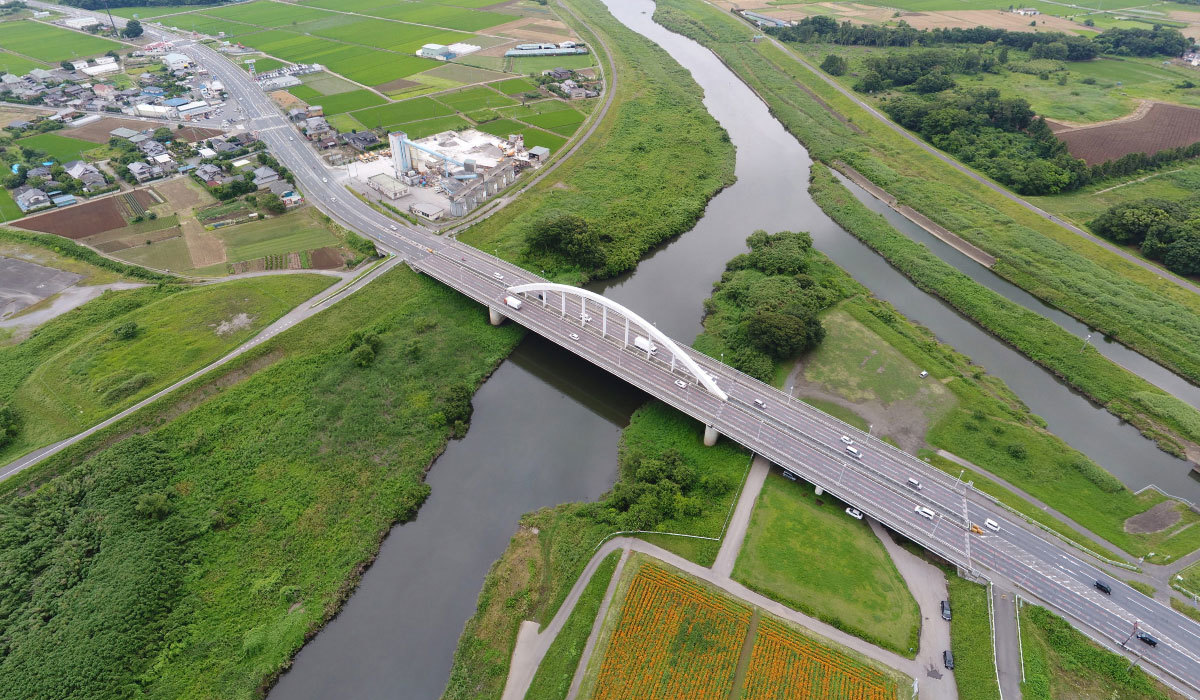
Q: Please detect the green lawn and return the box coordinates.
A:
[0,49,48,75]
[0,20,123,62]
[215,210,341,262]
[0,267,524,699]
[434,85,518,112]
[0,188,21,222]
[16,132,99,163]
[352,97,453,128]
[0,275,334,466]
[947,577,1001,700]
[509,54,596,73]
[307,89,386,115]
[733,471,921,657]
[525,552,620,700]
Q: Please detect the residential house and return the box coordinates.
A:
[265,179,302,206]
[343,131,380,151]
[547,68,572,80]
[28,68,56,83]
[63,160,107,191]
[110,126,140,140]
[69,60,89,72]
[210,139,237,154]
[151,153,176,172]
[252,166,280,187]
[561,79,578,91]
[138,140,167,157]
[195,163,226,186]
[12,186,50,212]
[26,165,52,179]
[304,116,333,141]
[162,53,192,71]
[287,107,306,122]
[127,161,163,182]
[306,104,323,117]
[92,83,116,99]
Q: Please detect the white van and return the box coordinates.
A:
[907,478,923,490]
[915,506,935,520]
[845,445,862,459]
[633,336,658,355]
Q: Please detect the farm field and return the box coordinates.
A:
[435,85,519,112]
[493,77,539,95]
[16,132,98,162]
[0,189,20,222]
[581,559,907,700]
[1051,102,1200,165]
[0,50,47,75]
[242,55,287,73]
[110,235,193,271]
[0,274,335,465]
[733,471,921,656]
[390,114,472,139]
[299,89,386,115]
[510,53,596,73]
[18,197,128,238]
[110,4,215,19]
[0,20,123,63]
[352,98,454,128]
[215,210,341,263]
[1030,159,1200,226]
[424,63,511,85]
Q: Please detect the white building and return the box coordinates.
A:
[62,16,101,30]
[81,62,120,77]
[162,52,192,71]
[133,104,172,118]
[416,44,453,60]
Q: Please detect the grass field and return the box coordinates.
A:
[733,471,921,657]
[435,85,519,112]
[17,132,105,162]
[326,112,366,132]
[0,50,47,75]
[111,236,193,272]
[0,20,122,62]
[216,210,341,262]
[947,577,1001,700]
[111,4,214,19]
[391,114,472,139]
[242,55,286,72]
[0,267,525,699]
[305,89,386,115]
[525,552,621,700]
[0,275,334,466]
[352,97,453,128]
[510,54,596,73]
[1030,159,1200,227]
[298,71,360,95]
[493,77,539,95]
[0,189,21,222]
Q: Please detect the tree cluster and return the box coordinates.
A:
[1090,197,1200,275]
[770,15,1184,58]
[524,214,605,270]
[589,447,723,531]
[882,89,1089,194]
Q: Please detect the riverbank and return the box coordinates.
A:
[652,0,1200,409]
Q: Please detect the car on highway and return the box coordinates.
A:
[322,177,328,183]
[845,445,862,459]
[845,507,862,520]
[330,197,337,202]
[581,313,592,323]
[915,506,935,520]
[493,272,504,280]
[569,333,579,341]
[907,478,922,490]
[289,136,294,141]
[390,225,397,231]
[753,398,767,410]
[1138,632,1159,647]
[1094,580,1112,595]
[840,435,853,445]
[674,379,687,389]
[984,518,1000,532]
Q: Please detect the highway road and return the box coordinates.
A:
[24,6,1200,696]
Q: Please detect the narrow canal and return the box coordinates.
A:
[270,1,1197,697]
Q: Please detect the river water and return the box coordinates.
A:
[270,1,1197,697]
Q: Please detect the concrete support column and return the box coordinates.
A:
[703,424,720,447]
[814,486,824,496]
[488,306,505,326]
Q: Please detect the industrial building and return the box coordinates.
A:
[504,42,588,58]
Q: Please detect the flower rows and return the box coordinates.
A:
[742,619,895,700]
[592,564,751,700]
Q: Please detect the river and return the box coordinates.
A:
[269,0,1197,697]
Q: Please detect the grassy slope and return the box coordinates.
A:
[653,0,1200,398]
[0,267,525,700]
[733,471,921,657]
[458,0,735,285]
[525,552,621,700]
[1020,604,1179,699]
[0,275,333,464]
[948,577,1001,700]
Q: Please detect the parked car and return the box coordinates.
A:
[845,507,863,520]
[943,650,954,670]
[941,600,952,621]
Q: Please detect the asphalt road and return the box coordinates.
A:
[22,7,1200,696]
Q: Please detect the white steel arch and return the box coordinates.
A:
[507,282,729,402]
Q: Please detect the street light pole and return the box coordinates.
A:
[1079,333,1092,353]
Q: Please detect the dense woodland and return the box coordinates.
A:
[770,17,1189,58]
[1091,198,1200,275]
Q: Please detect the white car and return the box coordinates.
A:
[289,136,294,141]
[389,225,397,231]
[238,96,243,101]
[840,435,853,445]
[568,333,580,341]
[984,518,1000,532]
[915,506,935,520]
[674,379,687,389]
[330,197,337,202]
[581,313,592,323]
[493,272,504,280]
[322,177,328,183]
[845,507,863,520]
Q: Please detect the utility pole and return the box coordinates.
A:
[1121,619,1140,648]
[100,0,118,34]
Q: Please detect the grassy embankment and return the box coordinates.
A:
[947,577,1001,700]
[652,0,1200,455]
[457,0,735,286]
[808,164,1200,561]
[1020,603,1183,699]
[733,471,921,657]
[0,274,334,465]
[525,552,621,700]
[0,228,174,283]
[0,267,525,700]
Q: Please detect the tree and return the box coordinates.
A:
[350,344,375,367]
[525,214,604,268]
[1164,234,1200,275]
[744,309,825,359]
[112,321,139,340]
[152,126,172,142]
[0,404,17,448]
[820,54,847,76]
[122,19,143,38]
[259,192,286,215]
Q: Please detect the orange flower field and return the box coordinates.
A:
[742,618,896,700]
[591,564,751,700]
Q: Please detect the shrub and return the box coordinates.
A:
[112,321,139,340]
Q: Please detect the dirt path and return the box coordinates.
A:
[712,455,770,578]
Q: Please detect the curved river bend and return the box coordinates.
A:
[270,1,1196,697]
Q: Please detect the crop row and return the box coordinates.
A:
[592,564,750,700]
[743,619,894,700]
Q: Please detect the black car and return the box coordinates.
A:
[1094,580,1112,595]
[1137,632,1159,647]
[941,600,952,621]
[943,650,955,670]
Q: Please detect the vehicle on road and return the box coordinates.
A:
[569,333,579,341]
[390,225,397,231]
[919,370,929,378]
[782,471,797,482]
[941,600,952,621]
[289,136,294,141]
[907,478,922,490]
[674,379,687,389]
[1095,580,1113,595]
[493,272,504,280]
[984,518,1000,532]
[845,507,862,520]
[581,313,592,323]
[330,197,337,202]
[504,296,522,310]
[915,506,935,520]
[845,445,862,459]
[633,335,657,354]
[840,435,853,445]
[1138,632,1159,647]
[322,177,328,183]
[943,650,954,670]
[753,398,767,410]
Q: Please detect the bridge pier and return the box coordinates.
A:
[488,306,505,326]
[703,424,720,447]
[814,486,824,496]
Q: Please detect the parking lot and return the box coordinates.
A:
[0,256,83,318]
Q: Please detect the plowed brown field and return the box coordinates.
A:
[1050,102,1200,165]
[18,198,125,238]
